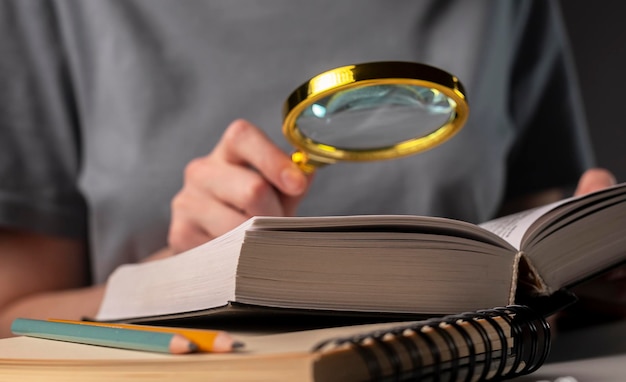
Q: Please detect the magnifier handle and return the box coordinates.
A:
[291,151,334,174]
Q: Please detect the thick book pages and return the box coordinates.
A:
[0,306,549,382]
[480,181,626,298]
[96,183,626,323]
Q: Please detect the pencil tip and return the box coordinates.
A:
[188,341,199,353]
[231,341,245,350]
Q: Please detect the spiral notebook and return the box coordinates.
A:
[0,306,550,382]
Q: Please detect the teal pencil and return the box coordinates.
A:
[11,318,197,354]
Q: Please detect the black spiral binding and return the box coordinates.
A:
[312,305,550,382]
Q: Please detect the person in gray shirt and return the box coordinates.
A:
[0,0,622,337]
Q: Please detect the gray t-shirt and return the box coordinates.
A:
[0,0,593,283]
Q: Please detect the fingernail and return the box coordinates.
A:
[281,167,306,194]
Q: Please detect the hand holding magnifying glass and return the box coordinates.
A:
[282,61,469,173]
[168,62,468,252]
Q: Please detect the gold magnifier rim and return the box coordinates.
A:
[282,61,469,166]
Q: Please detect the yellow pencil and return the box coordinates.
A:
[49,319,244,353]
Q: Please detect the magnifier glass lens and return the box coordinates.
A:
[296,84,456,150]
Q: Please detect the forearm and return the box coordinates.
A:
[0,284,105,338]
[0,246,175,338]
[0,228,93,338]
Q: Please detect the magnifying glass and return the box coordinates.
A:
[282,61,469,173]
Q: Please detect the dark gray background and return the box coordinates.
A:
[560,1,626,182]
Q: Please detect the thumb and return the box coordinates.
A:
[574,168,617,196]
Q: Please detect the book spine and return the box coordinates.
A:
[313,305,550,381]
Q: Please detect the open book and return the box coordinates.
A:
[0,306,549,382]
[97,183,626,322]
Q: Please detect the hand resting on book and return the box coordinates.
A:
[564,168,626,322]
